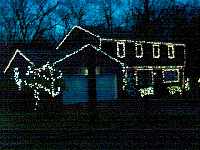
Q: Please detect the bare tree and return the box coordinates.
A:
[0,0,59,43]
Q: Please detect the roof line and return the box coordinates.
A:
[100,38,186,46]
[4,49,34,74]
[56,25,100,50]
[53,44,123,66]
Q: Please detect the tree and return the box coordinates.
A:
[0,0,59,43]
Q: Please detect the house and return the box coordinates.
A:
[99,38,186,97]
[3,26,187,108]
[55,26,186,103]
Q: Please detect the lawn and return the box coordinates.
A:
[0,99,200,149]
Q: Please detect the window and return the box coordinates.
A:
[135,43,143,58]
[117,42,125,58]
[162,69,179,83]
[153,44,160,58]
[137,70,153,86]
[168,45,175,59]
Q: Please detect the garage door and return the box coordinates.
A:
[96,74,118,101]
[63,75,88,105]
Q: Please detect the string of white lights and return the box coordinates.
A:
[153,43,160,58]
[162,69,180,83]
[4,49,34,74]
[56,26,100,50]
[167,86,182,95]
[139,86,154,97]
[135,42,143,58]
[100,38,186,47]
[117,41,126,58]
[13,62,63,111]
[168,44,175,59]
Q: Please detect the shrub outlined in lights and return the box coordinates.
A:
[13,62,64,111]
[139,86,154,97]
[167,86,182,95]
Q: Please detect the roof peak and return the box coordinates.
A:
[56,25,100,50]
[4,49,34,74]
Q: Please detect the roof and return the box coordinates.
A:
[56,26,101,52]
[4,49,34,74]
[53,44,123,67]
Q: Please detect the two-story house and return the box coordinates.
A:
[4,26,187,107]
[100,38,186,97]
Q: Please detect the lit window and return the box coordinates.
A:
[162,69,179,83]
[135,43,143,58]
[153,44,160,58]
[117,42,125,58]
[168,45,175,59]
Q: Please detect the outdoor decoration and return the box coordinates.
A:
[139,86,154,97]
[167,86,182,95]
[13,62,63,110]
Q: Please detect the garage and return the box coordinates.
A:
[62,66,118,104]
[96,73,118,101]
[63,67,89,105]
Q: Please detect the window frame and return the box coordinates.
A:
[135,43,143,58]
[117,41,125,58]
[162,69,179,83]
[135,69,154,86]
[168,44,175,59]
[153,44,160,58]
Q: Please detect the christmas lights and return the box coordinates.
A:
[13,63,63,111]
[139,86,154,97]
[162,69,179,83]
[117,41,125,58]
[185,78,190,91]
[153,43,160,58]
[13,68,22,91]
[8,26,186,106]
[122,65,128,91]
[4,49,34,74]
[168,44,175,59]
[54,44,124,66]
[167,86,182,95]
[56,26,100,50]
[135,42,143,58]
[134,68,154,86]
[100,38,185,47]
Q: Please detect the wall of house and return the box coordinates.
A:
[101,40,185,67]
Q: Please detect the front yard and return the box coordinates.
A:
[0,99,200,149]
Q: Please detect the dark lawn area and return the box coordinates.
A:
[0,98,200,150]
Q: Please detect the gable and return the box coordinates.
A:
[56,26,100,54]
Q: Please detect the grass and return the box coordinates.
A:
[0,99,200,149]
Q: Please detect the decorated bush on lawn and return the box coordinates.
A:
[13,62,64,111]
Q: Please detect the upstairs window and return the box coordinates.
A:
[153,44,160,58]
[168,44,175,59]
[135,43,143,58]
[162,69,179,83]
[117,42,125,58]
